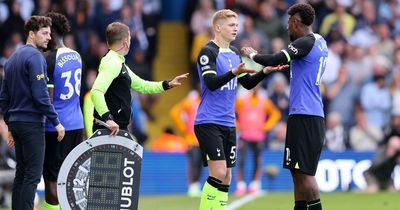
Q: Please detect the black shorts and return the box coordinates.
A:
[194,123,237,168]
[43,129,83,181]
[283,114,325,176]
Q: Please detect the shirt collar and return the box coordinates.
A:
[108,49,126,63]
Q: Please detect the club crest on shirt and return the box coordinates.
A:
[36,73,45,80]
[288,44,298,54]
[200,55,209,65]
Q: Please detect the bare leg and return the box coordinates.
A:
[290,169,320,201]
[44,180,58,204]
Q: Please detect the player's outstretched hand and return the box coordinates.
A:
[55,123,65,141]
[232,63,258,75]
[169,73,189,88]
[106,120,119,136]
[240,47,257,58]
[7,131,14,148]
[262,64,290,74]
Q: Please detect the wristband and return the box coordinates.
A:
[162,80,172,90]
[249,52,258,60]
[101,112,114,122]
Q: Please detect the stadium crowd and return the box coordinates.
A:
[1,0,400,206]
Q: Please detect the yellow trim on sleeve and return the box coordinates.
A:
[281,50,291,62]
[237,73,247,78]
[202,70,217,77]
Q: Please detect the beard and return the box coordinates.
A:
[37,44,48,51]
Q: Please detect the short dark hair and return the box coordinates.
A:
[106,22,130,46]
[288,3,315,26]
[46,12,70,36]
[24,16,52,36]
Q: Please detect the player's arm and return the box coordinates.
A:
[91,58,121,119]
[237,70,269,90]
[242,35,314,66]
[127,66,166,93]
[199,47,237,91]
[127,65,188,93]
[263,99,281,133]
[0,67,10,124]
[83,92,94,138]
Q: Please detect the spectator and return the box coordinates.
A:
[322,27,346,85]
[234,15,270,53]
[325,112,346,152]
[364,113,400,192]
[190,0,215,36]
[319,0,356,37]
[235,83,281,196]
[2,0,25,40]
[374,21,394,62]
[170,87,203,197]
[254,1,286,40]
[390,49,400,116]
[151,127,188,152]
[0,43,15,67]
[32,0,51,16]
[344,40,373,86]
[268,73,290,122]
[378,0,400,35]
[350,109,383,151]
[267,121,287,151]
[131,0,160,63]
[92,0,120,42]
[360,60,391,129]
[353,0,376,32]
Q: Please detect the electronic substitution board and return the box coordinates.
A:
[57,129,143,210]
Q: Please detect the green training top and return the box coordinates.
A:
[91,50,166,128]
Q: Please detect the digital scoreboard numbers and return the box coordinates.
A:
[58,129,143,210]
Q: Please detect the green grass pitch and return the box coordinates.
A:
[2,192,395,210]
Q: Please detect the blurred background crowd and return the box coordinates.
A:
[1,0,400,205]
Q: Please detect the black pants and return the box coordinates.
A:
[9,122,45,210]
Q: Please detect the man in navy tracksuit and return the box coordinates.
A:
[0,16,65,210]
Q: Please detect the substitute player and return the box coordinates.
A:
[43,12,84,210]
[194,9,287,210]
[242,3,328,210]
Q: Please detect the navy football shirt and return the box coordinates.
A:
[282,33,328,117]
[195,41,242,127]
[45,47,84,131]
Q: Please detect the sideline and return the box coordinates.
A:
[227,192,266,210]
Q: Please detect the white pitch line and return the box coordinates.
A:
[227,192,266,210]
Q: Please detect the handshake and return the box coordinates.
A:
[229,47,289,76]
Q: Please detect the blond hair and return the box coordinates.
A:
[212,9,237,26]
